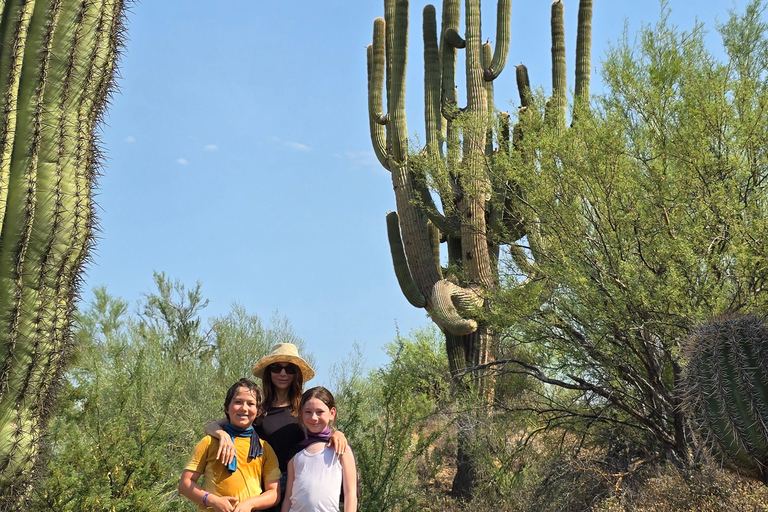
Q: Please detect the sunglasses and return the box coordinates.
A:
[268,363,297,375]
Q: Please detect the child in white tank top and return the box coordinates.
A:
[281,387,357,512]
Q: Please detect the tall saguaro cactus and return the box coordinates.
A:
[0,0,126,505]
[367,0,592,496]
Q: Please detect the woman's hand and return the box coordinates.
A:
[204,418,236,465]
[215,434,235,466]
[328,429,348,455]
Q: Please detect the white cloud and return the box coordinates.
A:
[125,136,136,143]
[269,136,312,152]
[204,144,218,151]
[176,158,188,165]
[285,141,311,152]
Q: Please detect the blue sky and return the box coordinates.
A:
[85,0,754,386]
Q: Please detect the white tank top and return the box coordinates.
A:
[288,445,342,512]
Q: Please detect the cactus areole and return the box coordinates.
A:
[681,313,768,483]
[0,0,126,504]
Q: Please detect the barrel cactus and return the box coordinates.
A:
[0,0,127,505]
[680,313,768,482]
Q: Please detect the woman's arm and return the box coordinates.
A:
[233,480,279,512]
[204,418,235,464]
[178,469,238,512]
[327,429,348,455]
[340,448,358,512]
[280,458,296,512]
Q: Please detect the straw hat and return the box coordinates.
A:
[252,343,315,382]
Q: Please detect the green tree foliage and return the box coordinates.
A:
[490,0,768,463]
[333,328,452,511]
[30,275,304,512]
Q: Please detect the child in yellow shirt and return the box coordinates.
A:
[179,378,281,512]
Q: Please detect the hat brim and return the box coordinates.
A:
[252,354,314,382]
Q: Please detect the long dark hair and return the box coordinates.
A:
[261,368,304,417]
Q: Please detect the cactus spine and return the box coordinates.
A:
[0,0,126,504]
[681,313,768,482]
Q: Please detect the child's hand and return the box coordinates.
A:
[232,500,254,512]
[215,435,236,466]
[328,429,347,455]
[209,494,238,512]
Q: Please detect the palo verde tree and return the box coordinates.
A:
[366,0,592,496]
[0,0,127,506]
[491,0,768,465]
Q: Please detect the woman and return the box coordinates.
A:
[205,343,347,510]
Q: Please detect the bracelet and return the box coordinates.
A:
[202,492,210,506]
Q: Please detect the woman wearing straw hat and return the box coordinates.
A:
[205,343,347,511]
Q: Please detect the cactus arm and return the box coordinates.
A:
[549,0,567,129]
[443,27,465,49]
[483,42,495,158]
[440,0,460,120]
[386,211,427,308]
[429,280,480,336]
[367,18,388,169]
[427,220,442,277]
[388,0,408,164]
[424,5,442,155]
[483,0,511,82]
[516,64,533,108]
[574,0,593,100]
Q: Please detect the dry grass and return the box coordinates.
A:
[410,446,768,512]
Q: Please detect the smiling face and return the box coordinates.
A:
[225,386,259,429]
[301,397,336,434]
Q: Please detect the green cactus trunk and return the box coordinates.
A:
[0,0,126,505]
[681,313,768,483]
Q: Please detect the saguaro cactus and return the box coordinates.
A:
[367,0,592,496]
[0,0,126,505]
[681,313,768,483]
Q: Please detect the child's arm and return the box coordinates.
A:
[327,428,348,456]
[340,448,358,512]
[280,458,296,512]
[178,469,238,512]
[203,417,235,465]
[233,479,279,512]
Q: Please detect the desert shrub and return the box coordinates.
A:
[333,327,453,511]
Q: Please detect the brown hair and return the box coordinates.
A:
[261,369,304,417]
[223,378,262,421]
[298,386,337,427]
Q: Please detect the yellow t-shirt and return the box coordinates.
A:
[185,435,281,511]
